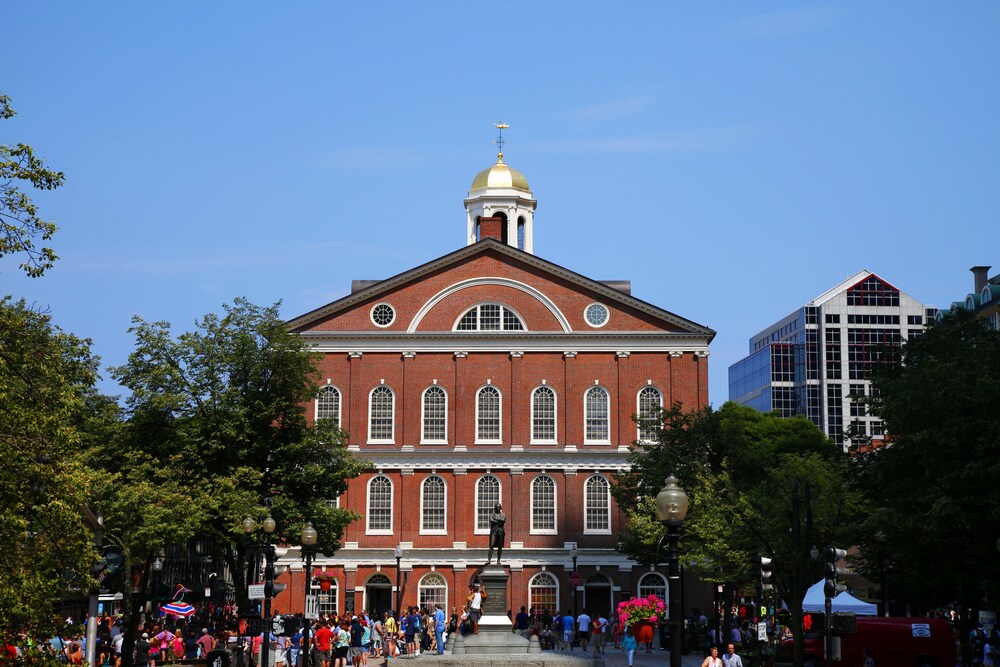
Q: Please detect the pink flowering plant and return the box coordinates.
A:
[617,594,665,627]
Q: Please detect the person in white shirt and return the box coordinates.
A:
[722,643,743,667]
[576,611,592,652]
[591,615,608,655]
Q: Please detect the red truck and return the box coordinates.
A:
[780,617,957,667]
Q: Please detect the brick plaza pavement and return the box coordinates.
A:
[369,647,711,666]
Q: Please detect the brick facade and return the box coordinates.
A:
[274,193,714,622]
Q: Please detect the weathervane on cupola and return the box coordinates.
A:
[493,121,509,162]
[465,122,537,253]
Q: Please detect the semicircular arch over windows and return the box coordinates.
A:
[407,277,572,333]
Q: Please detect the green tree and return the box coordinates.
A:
[614,402,864,667]
[0,298,100,657]
[856,309,1000,611]
[108,298,370,618]
[1,94,65,277]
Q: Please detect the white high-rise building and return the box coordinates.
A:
[728,270,936,449]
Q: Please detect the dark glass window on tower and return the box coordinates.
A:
[770,344,796,383]
[847,276,900,306]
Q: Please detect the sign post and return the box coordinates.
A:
[568,571,583,589]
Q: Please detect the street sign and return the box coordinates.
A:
[568,571,583,588]
[248,584,265,600]
[305,595,319,620]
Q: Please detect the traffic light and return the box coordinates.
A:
[759,556,773,592]
[802,612,826,633]
[270,563,289,596]
[91,546,124,585]
[824,546,848,598]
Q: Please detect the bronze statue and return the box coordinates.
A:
[486,502,506,565]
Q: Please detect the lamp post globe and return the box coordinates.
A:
[263,515,276,535]
[243,517,256,534]
[655,475,688,667]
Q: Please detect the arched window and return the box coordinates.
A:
[476,386,502,443]
[421,475,446,533]
[529,572,559,614]
[531,475,557,533]
[531,386,557,443]
[475,475,501,533]
[637,386,663,442]
[368,386,394,443]
[517,217,526,251]
[421,386,447,443]
[455,303,526,331]
[584,475,611,533]
[638,572,668,601]
[585,386,610,443]
[418,572,448,609]
[367,474,393,534]
[315,385,341,426]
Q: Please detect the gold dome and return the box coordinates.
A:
[471,157,530,192]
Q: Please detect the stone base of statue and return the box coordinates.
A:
[440,565,598,665]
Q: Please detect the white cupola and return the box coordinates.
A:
[464,124,537,253]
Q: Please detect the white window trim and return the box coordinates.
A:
[475,385,503,445]
[529,474,558,535]
[636,386,663,444]
[420,386,449,445]
[528,572,560,613]
[367,385,395,444]
[366,474,394,535]
[584,302,611,329]
[370,302,396,328]
[417,573,448,608]
[583,475,612,535]
[452,302,527,332]
[637,572,668,599]
[530,386,558,445]
[420,475,448,535]
[474,474,502,535]
[315,384,342,427]
[584,386,611,445]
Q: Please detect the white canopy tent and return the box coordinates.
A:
[801,580,878,615]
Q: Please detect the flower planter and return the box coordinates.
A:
[633,620,655,644]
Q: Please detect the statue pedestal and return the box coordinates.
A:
[464,565,529,653]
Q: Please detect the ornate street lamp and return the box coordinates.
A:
[394,545,403,621]
[300,523,318,667]
[569,545,579,620]
[151,555,163,620]
[655,475,689,667]
[261,515,276,667]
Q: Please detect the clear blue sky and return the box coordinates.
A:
[4,2,998,404]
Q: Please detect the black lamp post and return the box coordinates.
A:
[655,475,689,667]
[300,522,317,667]
[151,555,163,621]
[715,583,724,634]
[394,545,403,621]
[261,515,276,667]
[570,545,579,620]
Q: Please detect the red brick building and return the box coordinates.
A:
[273,153,715,622]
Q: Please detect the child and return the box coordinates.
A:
[622,626,638,667]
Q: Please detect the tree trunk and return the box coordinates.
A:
[120,553,152,667]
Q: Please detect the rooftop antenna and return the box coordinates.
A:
[493,121,509,162]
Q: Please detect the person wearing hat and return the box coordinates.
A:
[135,633,151,667]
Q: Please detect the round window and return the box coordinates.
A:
[585,303,610,328]
[371,303,395,327]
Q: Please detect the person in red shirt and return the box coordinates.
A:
[313,621,333,667]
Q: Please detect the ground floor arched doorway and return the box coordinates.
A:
[364,573,392,617]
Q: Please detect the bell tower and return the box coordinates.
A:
[464,123,537,253]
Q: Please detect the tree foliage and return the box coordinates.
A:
[614,402,864,665]
[106,298,370,613]
[0,298,99,652]
[0,94,65,278]
[855,309,1000,608]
